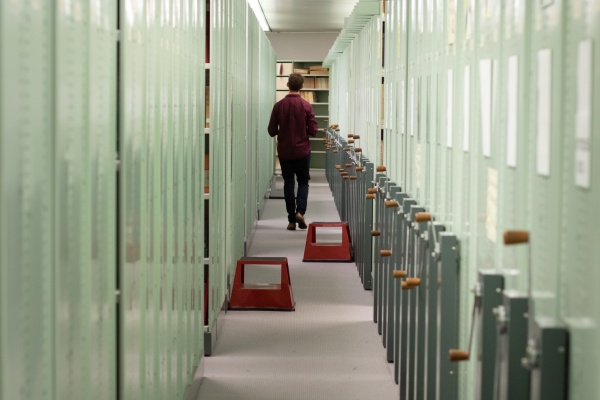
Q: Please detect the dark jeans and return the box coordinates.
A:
[279,154,311,223]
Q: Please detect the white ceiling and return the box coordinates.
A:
[258,0,360,32]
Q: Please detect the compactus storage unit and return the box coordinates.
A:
[324,0,600,399]
[206,0,276,355]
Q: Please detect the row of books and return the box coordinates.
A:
[275,76,329,90]
[304,77,329,89]
[276,63,330,76]
[276,91,321,103]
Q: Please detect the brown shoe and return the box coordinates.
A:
[287,222,296,230]
[295,213,307,229]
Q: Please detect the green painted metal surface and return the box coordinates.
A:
[328,0,600,398]
[1,0,273,398]
[207,0,275,338]
[1,2,56,399]
[119,0,206,398]
[55,2,118,398]
[1,1,118,399]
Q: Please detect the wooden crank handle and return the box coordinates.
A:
[335,164,341,169]
[385,200,399,208]
[354,148,362,153]
[415,212,431,222]
[348,140,355,144]
[367,188,377,194]
[449,349,470,362]
[503,230,529,245]
[365,194,375,200]
[343,147,350,152]
[380,250,392,257]
[348,134,355,138]
[353,135,360,139]
[376,166,387,172]
[346,163,352,168]
[405,277,421,286]
[401,281,417,290]
[356,166,364,172]
[393,270,407,279]
[371,230,381,237]
[350,176,357,180]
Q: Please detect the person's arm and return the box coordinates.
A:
[268,103,279,137]
[305,104,318,137]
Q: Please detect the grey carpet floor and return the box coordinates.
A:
[196,171,397,400]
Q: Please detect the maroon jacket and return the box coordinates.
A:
[268,94,318,160]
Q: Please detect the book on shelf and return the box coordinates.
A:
[276,76,288,90]
[303,77,315,89]
[300,91,316,103]
[277,62,293,75]
[293,68,309,74]
[309,66,329,75]
[315,77,329,89]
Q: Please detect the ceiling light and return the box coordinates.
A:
[247,0,270,31]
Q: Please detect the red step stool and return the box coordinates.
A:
[228,257,295,311]
[302,222,353,262]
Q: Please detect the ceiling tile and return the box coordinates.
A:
[258,0,360,32]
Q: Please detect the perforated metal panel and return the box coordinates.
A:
[559,1,600,398]
[119,0,205,398]
[207,0,276,344]
[2,1,118,399]
[0,2,56,399]
[327,0,600,398]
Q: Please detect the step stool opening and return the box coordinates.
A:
[314,226,344,245]
[228,257,295,311]
[240,263,285,287]
[303,222,354,262]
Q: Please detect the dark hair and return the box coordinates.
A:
[288,73,304,91]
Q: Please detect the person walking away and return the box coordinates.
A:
[268,73,318,230]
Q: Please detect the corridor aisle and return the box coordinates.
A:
[196,171,397,400]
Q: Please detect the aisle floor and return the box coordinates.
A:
[196,171,397,400]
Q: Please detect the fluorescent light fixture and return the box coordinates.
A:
[248,0,270,31]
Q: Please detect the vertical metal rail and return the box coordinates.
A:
[352,155,363,279]
[424,222,446,399]
[474,271,505,400]
[380,186,392,343]
[404,204,425,400]
[362,158,375,290]
[361,160,374,290]
[398,198,416,394]
[495,291,530,400]
[392,193,409,383]
[413,214,432,400]
[374,175,389,330]
[384,187,401,362]
[325,128,375,292]
[339,139,349,222]
[436,233,459,400]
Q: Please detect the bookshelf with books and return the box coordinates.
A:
[275,60,329,169]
